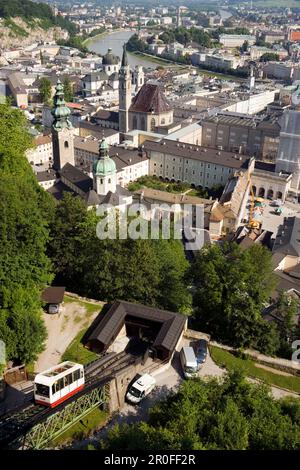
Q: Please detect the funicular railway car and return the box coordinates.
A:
[34,362,84,408]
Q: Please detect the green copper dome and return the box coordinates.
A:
[51,79,72,131]
[93,137,116,176]
[93,157,116,176]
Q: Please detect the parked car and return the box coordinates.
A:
[126,373,156,404]
[48,304,60,314]
[195,339,208,369]
[180,346,198,379]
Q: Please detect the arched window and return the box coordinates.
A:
[64,141,69,148]
[141,117,146,131]
[133,116,138,130]
[252,186,256,196]
[150,118,156,132]
[258,187,265,198]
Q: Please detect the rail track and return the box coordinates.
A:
[0,351,140,448]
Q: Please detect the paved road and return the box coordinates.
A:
[67,344,298,449]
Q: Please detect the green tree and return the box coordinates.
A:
[38,77,52,104]
[273,292,299,358]
[241,40,249,52]
[48,196,191,313]
[189,243,279,353]
[0,102,54,364]
[63,76,74,103]
[260,52,280,62]
[99,370,300,450]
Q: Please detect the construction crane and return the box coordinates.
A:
[247,175,261,230]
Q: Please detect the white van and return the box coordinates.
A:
[180,346,198,379]
[126,373,156,404]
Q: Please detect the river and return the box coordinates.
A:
[87,30,157,69]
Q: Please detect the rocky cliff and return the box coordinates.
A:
[0,17,68,49]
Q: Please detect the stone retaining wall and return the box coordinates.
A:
[64,291,104,305]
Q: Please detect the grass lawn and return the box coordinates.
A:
[210,345,300,394]
[128,175,206,196]
[50,407,108,447]
[62,328,99,364]
[63,295,102,317]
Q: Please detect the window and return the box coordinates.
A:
[150,118,155,132]
[161,118,165,125]
[64,141,69,149]
[133,116,137,129]
[66,374,73,386]
[35,384,49,397]
[100,178,103,184]
[141,117,146,131]
[108,178,111,184]
[73,369,81,382]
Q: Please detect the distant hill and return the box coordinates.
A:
[0,0,77,35]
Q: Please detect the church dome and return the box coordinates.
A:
[102,48,120,65]
[93,137,116,176]
[93,157,116,176]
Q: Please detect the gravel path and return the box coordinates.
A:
[35,302,100,373]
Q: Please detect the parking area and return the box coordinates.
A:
[243,197,300,235]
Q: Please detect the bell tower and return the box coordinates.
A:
[51,79,75,171]
[93,137,117,196]
[118,44,131,137]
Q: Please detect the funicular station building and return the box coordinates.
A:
[85,301,187,363]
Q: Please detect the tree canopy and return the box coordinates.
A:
[63,77,74,103]
[48,194,192,314]
[260,52,280,62]
[0,103,54,364]
[189,243,279,355]
[38,77,52,105]
[0,0,77,35]
[99,370,300,450]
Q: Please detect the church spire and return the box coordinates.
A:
[121,44,128,68]
[52,79,72,131]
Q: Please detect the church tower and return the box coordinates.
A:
[93,137,117,195]
[118,44,131,137]
[52,79,75,171]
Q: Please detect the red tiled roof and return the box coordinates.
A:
[129,83,171,114]
[35,135,52,146]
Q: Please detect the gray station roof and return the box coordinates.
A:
[86,300,186,354]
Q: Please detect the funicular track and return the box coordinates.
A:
[0,351,140,449]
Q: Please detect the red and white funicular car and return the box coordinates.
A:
[34,362,84,408]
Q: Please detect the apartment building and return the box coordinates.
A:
[203,53,241,71]
[26,135,53,166]
[201,112,281,160]
[143,139,253,189]
[261,31,286,44]
[219,35,256,48]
